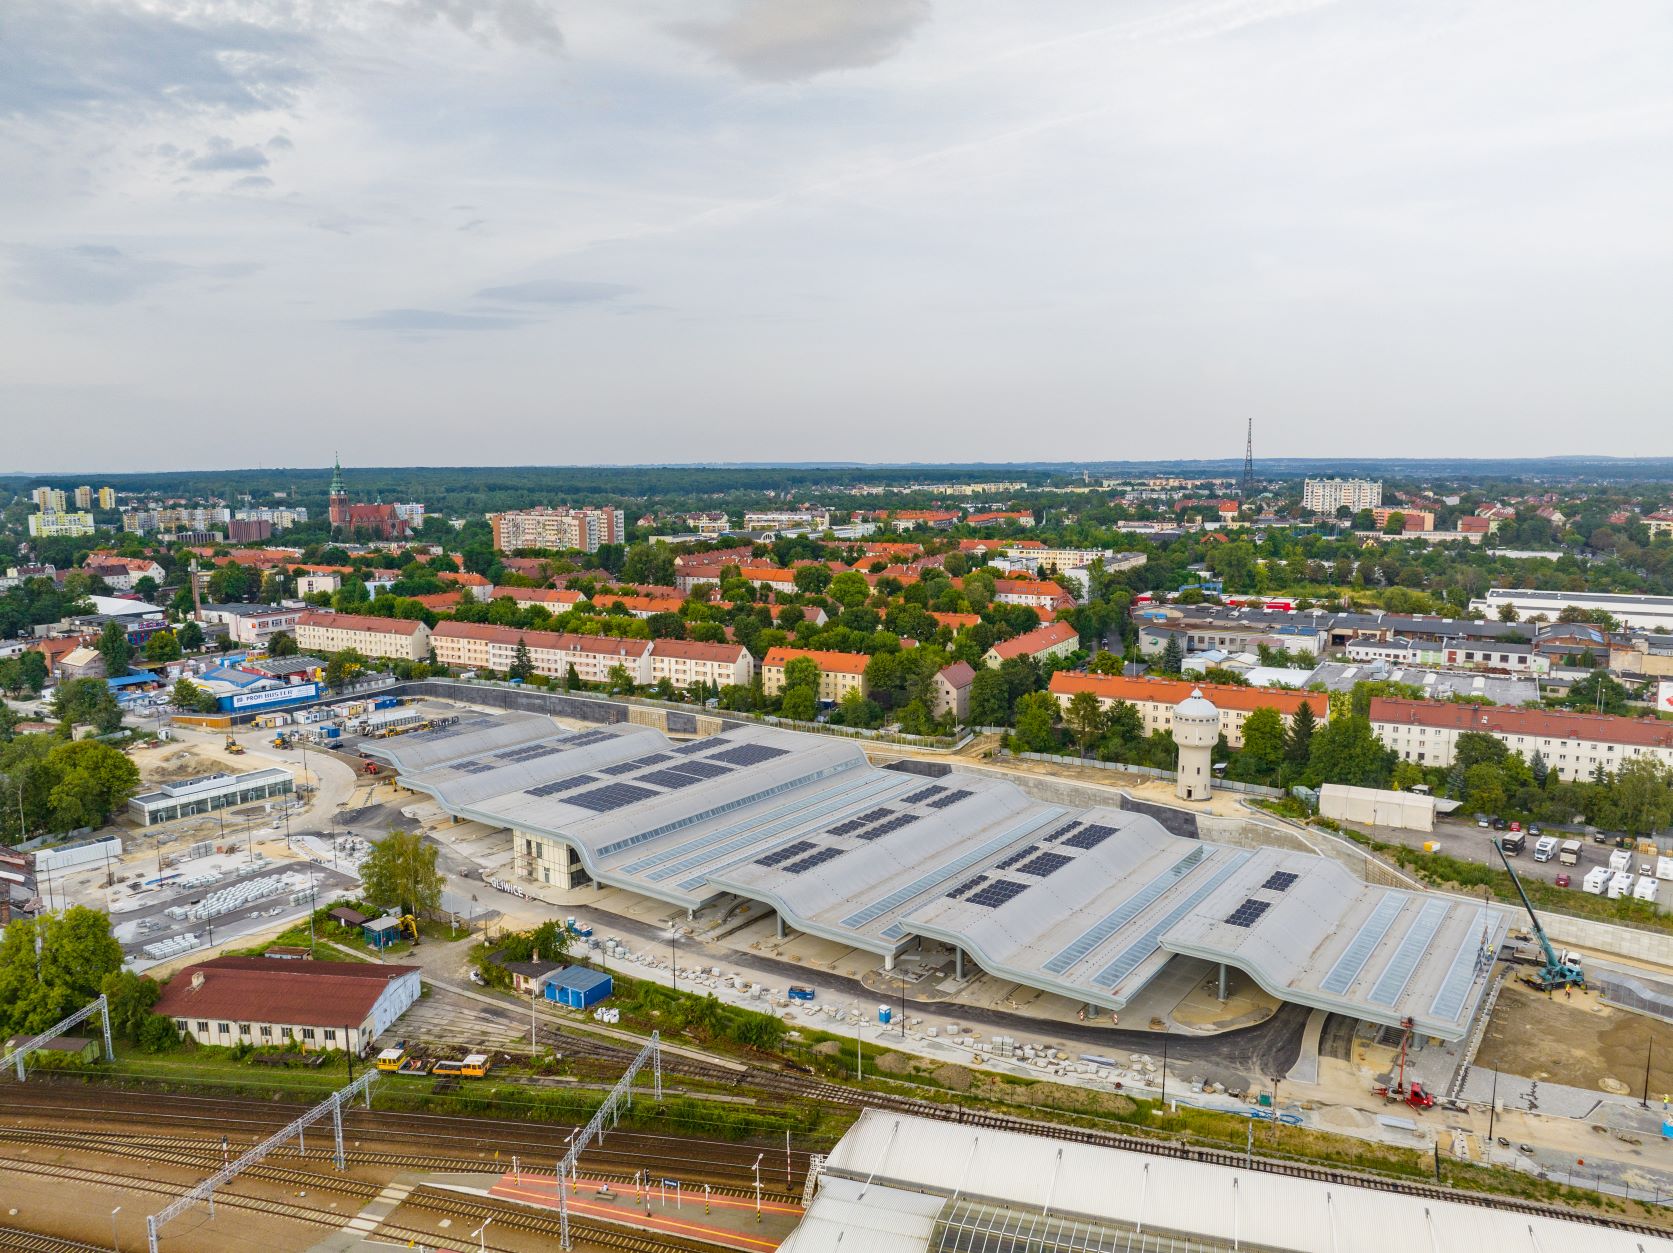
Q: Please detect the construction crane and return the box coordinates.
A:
[1492,838,1585,992]
[1373,1017,1435,1110]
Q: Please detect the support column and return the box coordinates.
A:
[955,949,965,981]
[775,914,786,940]
[1217,963,1229,1003]
[883,952,896,972]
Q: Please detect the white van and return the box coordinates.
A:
[1533,836,1558,863]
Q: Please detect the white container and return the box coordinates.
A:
[1608,870,1634,899]
[1609,849,1632,873]
[1583,867,1609,895]
[1636,876,1660,903]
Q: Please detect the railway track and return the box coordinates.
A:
[0,1229,108,1253]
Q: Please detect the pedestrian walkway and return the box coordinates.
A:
[309,1180,415,1252]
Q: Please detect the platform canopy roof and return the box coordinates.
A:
[372,719,1510,1039]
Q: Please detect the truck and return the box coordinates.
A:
[1558,839,1582,866]
[1500,830,1526,855]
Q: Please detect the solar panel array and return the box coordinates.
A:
[563,729,616,747]
[901,784,946,804]
[966,879,1030,908]
[1263,870,1299,893]
[525,775,597,797]
[638,769,703,789]
[927,788,974,809]
[993,844,1038,871]
[1224,898,1272,928]
[756,840,816,868]
[1064,824,1117,850]
[669,759,731,779]
[1042,820,1082,844]
[1016,851,1073,878]
[853,813,918,841]
[601,760,645,776]
[564,782,658,813]
[495,743,565,764]
[709,743,789,767]
[448,759,497,775]
[673,736,727,755]
[783,847,845,874]
[946,874,988,900]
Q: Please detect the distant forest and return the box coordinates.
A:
[7,456,1673,520]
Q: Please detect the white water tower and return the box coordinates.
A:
[1173,688,1220,802]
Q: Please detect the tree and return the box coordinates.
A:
[967,668,1011,726]
[1304,715,1393,789]
[606,663,636,693]
[782,656,821,692]
[1064,691,1106,757]
[100,969,162,1043]
[45,740,140,830]
[1160,635,1184,675]
[1529,749,1549,786]
[324,648,369,689]
[0,907,126,1036]
[53,677,122,733]
[143,629,181,663]
[793,565,832,595]
[1390,759,1426,790]
[1283,700,1316,772]
[96,620,132,677]
[1012,691,1059,753]
[176,620,204,652]
[1238,707,1286,777]
[267,630,298,657]
[359,828,443,919]
[780,685,817,722]
[1565,671,1631,716]
[1453,731,1508,771]
[827,571,870,610]
[508,637,534,682]
[171,677,218,714]
[1382,511,1407,535]
[1613,757,1673,836]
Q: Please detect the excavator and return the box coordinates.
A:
[1492,838,1585,993]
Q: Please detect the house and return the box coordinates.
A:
[500,957,566,996]
[489,586,588,612]
[648,638,755,690]
[295,611,431,662]
[965,510,1034,528]
[931,662,974,721]
[542,966,613,1009]
[154,956,420,1054]
[931,611,981,632]
[983,621,1079,668]
[327,906,369,929]
[761,647,871,701]
[195,603,302,646]
[430,621,653,685]
[1047,673,1328,748]
[993,578,1074,611]
[54,645,107,680]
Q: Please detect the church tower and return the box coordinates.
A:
[328,454,349,529]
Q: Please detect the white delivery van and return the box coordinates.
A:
[1533,837,1558,863]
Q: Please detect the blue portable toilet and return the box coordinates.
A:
[543,966,613,1009]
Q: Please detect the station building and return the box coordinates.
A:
[128,767,295,826]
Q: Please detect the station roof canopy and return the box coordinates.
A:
[371,719,1510,1039]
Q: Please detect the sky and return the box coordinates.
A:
[3,0,1671,472]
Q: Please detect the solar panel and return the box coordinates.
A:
[966,879,1029,908]
[1320,895,1405,996]
[1017,851,1073,878]
[855,807,893,823]
[783,847,846,874]
[853,813,919,841]
[826,818,868,837]
[496,743,564,763]
[449,759,497,774]
[927,788,973,809]
[755,840,816,868]
[901,785,946,804]
[667,759,731,779]
[1262,871,1299,893]
[525,775,598,797]
[1064,824,1117,850]
[1043,847,1207,976]
[564,782,658,812]
[600,759,645,776]
[563,729,615,746]
[946,874,987,899]
[637,768,703,789]
[1368,899,1450,1006]
[673,736,726,755]
[1042,821,1082,844]
[1224,898,1272,928]
[708,743,789,767]
[993,844,1038,871]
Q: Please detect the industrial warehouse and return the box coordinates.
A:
[366,715,1512,1040]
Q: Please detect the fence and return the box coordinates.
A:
[1001,750,1284,798]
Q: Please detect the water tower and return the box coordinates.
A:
[1173,688,1220,802]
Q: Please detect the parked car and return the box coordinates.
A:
[1554,873,1571,888]
[1477,818,1490,829]
[1509,821,1522,833]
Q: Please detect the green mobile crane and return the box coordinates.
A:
[1493,838,1585,992]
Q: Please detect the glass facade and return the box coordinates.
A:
[932,1199,1264,1253]
[131,772,294,825]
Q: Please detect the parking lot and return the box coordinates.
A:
[1338,812,1654,892]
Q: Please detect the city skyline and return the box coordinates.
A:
[4,0,1670,470]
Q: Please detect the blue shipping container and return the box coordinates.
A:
[372,696,399,710]
[542,967,613,1009]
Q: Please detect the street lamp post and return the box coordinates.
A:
[111,1206,121,1253]
[470,1219,490,1253]
[669,926,679,994]
[752,1153,763,1223]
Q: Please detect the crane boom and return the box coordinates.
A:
[1492,837,1584,991]
[1492,838,1560,968]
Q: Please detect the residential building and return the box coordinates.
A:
[1369,698,1673,782]
[1644,511,1673,539]
[28,511,95,538]
[430,621,652,684]
[80,556,165,591]
[72,486,92,509]
[1003,546,1145,574]
[742,509,831,532]
[154,957,420,1054]
[31,487,67,512]
[593,592,684,618]
[294,611,431,661]
[1370,507,1436,532]
[488,586,588,612]
[686,512,731,536]
[97,487,116,510]
[227,518,273,543]
[195,603,302,645]
[993,578,1074,611]
[1048,673,1328,748]
[931,662,974,721]
[983,620,1080,668]
[889,510,960,530]
[931,611,981,632]
[54,646,107,680]
[648,638,755,690]
[487,506,626,553]
[965,510,1034,528]
[761,647,870,701]
[297,571,342,597]
[736,565,800,595]
[1302,478,1383,513]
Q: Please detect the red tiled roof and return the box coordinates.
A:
[1368,698,1673,749]
[408,592,463,610]
[648,638,748,663]
[1049,672,1329,718]
[988,620,1078,661]
[295,611,426,636]
[937,662,976,689]
[762,646,870,676]
[931,611,981,630]
[431,620,650,656]
[598,594,684,614]
[489,586,585,606]
[154,957,418,1029]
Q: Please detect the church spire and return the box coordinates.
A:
[328,453,345,496]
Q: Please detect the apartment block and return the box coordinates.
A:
[742,510,830,532]
[294,611,431,661]
[648,638,755,690]
[1370,697,1673,782]
[488,507,626,553]
[430,621,651,684]
[28,511,95,538]
[1047,673,1328,749]
[1302,478,1383,513]
[761,647,870,701]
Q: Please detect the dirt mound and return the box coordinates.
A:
[812,1040,842,1057]
[932,1064,974,1091]
[875,1051,915,1076]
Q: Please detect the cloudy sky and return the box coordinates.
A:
[3,0,1670,472]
